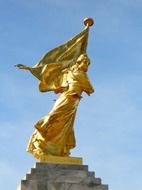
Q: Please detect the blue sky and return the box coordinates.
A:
[0,0,142,190]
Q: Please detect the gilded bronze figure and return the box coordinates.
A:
[15,18,94,160]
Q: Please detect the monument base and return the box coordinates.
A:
[17,159,108,190]
[39,155,82,165]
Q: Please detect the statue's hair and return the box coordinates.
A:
[76,54,90,64]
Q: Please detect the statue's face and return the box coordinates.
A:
[77,55,90,72]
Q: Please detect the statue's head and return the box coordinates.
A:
[76,54,90,72]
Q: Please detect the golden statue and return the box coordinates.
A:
[15,18,94,161]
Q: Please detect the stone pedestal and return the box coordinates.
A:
[17,162,108,190]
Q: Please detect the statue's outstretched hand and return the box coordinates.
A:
[15,64,31,70]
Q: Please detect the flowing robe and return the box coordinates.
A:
[27,67,94,158]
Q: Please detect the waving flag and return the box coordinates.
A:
[29,19,93,92]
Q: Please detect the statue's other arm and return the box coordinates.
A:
[79,72,94,95]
